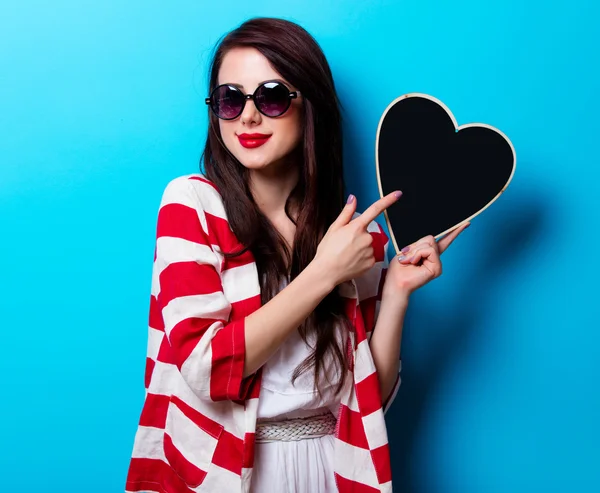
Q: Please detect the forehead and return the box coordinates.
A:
[217,47,287,90]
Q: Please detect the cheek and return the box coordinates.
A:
[218,120,237,147]
[278,109,303,147]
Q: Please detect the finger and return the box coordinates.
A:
[399,246,442,276]
[414,235,436,250]
[354,191,402,228]
[399,235,435,256]
[329,194,358,231]
[398,245,435,264]
[411,246,438,265]
[417,247,442,276]
[438,222,470,254]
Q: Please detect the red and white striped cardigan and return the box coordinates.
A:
[125,174,402,493]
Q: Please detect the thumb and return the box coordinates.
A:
[330,194,357,231]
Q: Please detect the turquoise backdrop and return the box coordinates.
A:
[1,1,598,491]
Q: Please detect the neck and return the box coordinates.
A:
[248,159,300,217]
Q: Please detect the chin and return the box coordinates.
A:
[236,154,272,170]
[234,148,291,172]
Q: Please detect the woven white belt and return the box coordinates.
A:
[255,412,337,443]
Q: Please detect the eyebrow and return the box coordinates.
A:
[222,78,289,90]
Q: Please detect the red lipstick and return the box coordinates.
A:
[238,133,271,149]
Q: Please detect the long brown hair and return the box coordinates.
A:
[202,17,349,394]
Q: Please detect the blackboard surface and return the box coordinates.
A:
[376,93,516,253]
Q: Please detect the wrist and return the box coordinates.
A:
[304,260,337,296]
[380,287,411,311]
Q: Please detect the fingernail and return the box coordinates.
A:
[401,246,410,253]
[347,194,355,204]
[397,255,406,261]
[394,191,403,199]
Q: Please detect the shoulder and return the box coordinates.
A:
[160,173,221,201]
[159,173,227,220]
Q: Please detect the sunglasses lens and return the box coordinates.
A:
[211,85,244,119]
[255,82,291,117]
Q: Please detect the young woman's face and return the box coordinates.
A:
[216,47,303,172]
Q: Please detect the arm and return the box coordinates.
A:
[368,222,469,412]
[243,266,333,377]
[366,227,405,413]
[155,178,334,402]
[364,218,470,413]
[369,291,407,410]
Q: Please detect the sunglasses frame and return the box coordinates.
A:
[205,81,299,120]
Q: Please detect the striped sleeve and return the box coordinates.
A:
[153,177,257,402]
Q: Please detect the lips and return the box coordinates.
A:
[237,133,271,149]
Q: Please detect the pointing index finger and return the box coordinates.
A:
[354,191,401,228]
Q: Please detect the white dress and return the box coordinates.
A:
[249,319,347,493]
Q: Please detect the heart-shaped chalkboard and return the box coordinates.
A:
[376,93,516,254]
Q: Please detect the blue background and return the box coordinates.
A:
[1,1,598,492]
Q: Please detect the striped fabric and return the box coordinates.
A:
[125,174,402,493]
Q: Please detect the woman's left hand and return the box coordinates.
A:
[382,222,471,299]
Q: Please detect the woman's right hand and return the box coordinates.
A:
[313,191,402,287]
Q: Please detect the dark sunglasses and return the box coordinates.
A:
[205,81,299,120]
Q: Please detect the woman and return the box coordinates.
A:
[125,17,468,493]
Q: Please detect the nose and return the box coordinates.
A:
[240,95,261,126]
